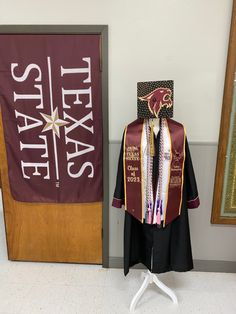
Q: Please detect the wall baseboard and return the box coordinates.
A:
[108,257,236,273]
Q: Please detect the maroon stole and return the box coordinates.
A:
[123,119,144,222]
[123,118,186,227]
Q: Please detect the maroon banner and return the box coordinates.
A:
[0,34,103,203]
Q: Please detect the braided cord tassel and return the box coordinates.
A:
[156,118,164,227]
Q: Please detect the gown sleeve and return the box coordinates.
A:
[112,132,125,208]
[185,137,200,209]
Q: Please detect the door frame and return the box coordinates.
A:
[0,24,109,267]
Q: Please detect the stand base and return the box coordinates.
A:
[130,270,178,312]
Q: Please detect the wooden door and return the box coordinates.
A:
[0,29,106,264]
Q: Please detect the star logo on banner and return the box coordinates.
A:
[40,107,69,138]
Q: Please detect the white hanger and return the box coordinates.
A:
[130,270,178,312]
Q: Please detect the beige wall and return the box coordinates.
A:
[1,0,235,263]
[0,0,233,141]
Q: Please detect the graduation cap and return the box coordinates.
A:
[137,80,174,119]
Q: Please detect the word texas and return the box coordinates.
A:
[11,57,95,181]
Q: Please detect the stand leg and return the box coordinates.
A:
[129,272,151,313]
[152,274,178,304]
[130,271,178,312]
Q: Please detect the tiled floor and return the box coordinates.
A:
[0,207,236,313]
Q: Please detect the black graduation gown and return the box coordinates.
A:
[112,129,200,276]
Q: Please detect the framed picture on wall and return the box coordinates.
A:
[0,25,109,266]
[211,3,236,225]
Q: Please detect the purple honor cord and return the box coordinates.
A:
[160,199,163,215]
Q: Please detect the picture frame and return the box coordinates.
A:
[211,3,236,225]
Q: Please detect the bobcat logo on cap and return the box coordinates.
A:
[138,87,173,117]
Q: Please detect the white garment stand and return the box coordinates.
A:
[129,270,178,312]
[130,118,178,312]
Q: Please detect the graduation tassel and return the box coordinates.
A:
[150,122,155,157]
